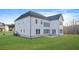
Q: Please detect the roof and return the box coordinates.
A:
[0,22,5,28]
[15,11,47,21]
[15,11,63,21]
[47,14,62,20]
[0,22,5,26]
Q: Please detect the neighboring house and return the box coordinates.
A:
[14,11,64,38]
[4,25,9,31]
[8,24,15,31]
[0,22,5,32]
[0,22,9,32]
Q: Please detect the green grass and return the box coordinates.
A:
[0,32,79,50]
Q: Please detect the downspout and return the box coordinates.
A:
[58,19,60,36]
[30,16,31,39]
[58,21,60,36]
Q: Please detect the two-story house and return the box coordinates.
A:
[14,11,64,38]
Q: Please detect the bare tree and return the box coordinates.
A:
[64,18,79,34]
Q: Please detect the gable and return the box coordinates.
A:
[47,14,63,21]
[59,15,64,21]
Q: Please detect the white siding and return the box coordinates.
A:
[50,20,59,35]
[30,16,50,37]
[15,16,30,37]
[59,16,64,35]
[42,19,50,35]
[15,15,64,38]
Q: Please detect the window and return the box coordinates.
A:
[36,29,40,34]
[60,29,63,33]
[44,29,50,34]
[44,22,50,27]
[35,19,38,24]
[52,29,56,35]
[41,20,42,24]
[23,29,25,33]
[60,22,63,25]
[21,29,22,32]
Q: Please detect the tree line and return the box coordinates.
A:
[64,19,79,34]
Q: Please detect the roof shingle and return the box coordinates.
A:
[15,11,62,21]
[15,11,47,21]
[47,14,62,20]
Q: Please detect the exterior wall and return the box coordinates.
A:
[30,16,50,37]
[50,16,64,36]
[4,25,9,31]
[0,28,4,32]
[43,20,50,35]
[15,15,64,38]
[59,16,64,35]
[0,24,5,32]
[50,20,59,35]
[15,16,30,37]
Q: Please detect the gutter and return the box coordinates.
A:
[30,16,31,39]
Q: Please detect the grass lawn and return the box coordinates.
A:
[0,32,79,50]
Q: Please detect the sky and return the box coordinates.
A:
[0,9,79,26]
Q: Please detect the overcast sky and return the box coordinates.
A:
[0,9,79,26]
